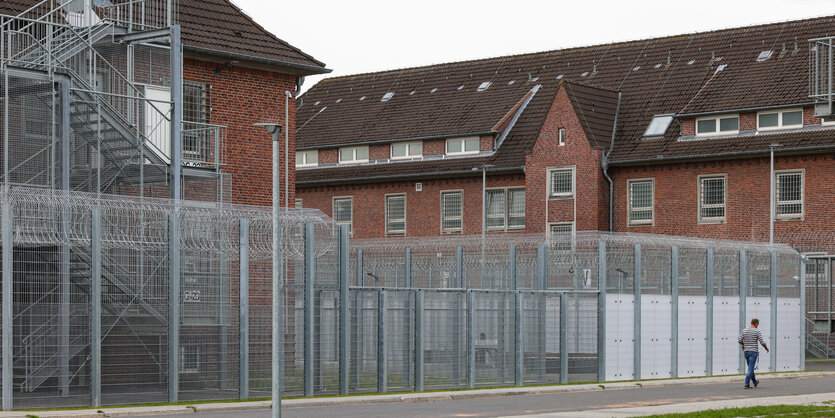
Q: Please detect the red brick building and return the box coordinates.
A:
[295,16,835,255]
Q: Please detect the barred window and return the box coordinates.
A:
[385,194,406,235]
[441,191,463,233]
[549,167,574,198]
[183,81,209,159]
[699,175,726,222]
[333,197,353,235]
[628,179,653,225]
[776,171,803,218]
[486,188,525,231]
[550,222,574,252]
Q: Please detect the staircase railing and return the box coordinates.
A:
[14,0,177,30]
[805,317,835,359]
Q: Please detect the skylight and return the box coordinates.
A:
[431,88,438,93]
[457,85,464,90]
[556,74,563,80]
[359,96,366,101]
[508,80,515,85]
[757,50,773,61]
[643,115,674,137]
[410,90,416,95]
[715,64,727,73]
[687,60,695,65]
[335,98,342,103]
[477,81,491,91]
[633,66,640,71]
[654,63,662,68]
[381,92,394,102]
[581,72,589,77]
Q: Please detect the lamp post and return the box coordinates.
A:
[255,123,283,418]
[769,143,781,245]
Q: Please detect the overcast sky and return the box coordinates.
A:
[232,0,834,94]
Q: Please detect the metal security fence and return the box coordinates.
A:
[0,187,807,409]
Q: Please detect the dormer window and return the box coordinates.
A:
[391,141,422,159]
[757,108,803,131]
[445,137,480,156]
[695,114,739,136]
[339,146,369,164]
[296,150,318,167]
[644,114,674,138]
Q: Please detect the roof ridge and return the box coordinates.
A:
[224,0,325,68]
[305,13,835,88]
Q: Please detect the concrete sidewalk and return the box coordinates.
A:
[2,371,834,417]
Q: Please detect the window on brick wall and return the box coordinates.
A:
[698,174,727,223]
[549,222,574,252]
[548,166,575,198]
[391,142,422,159]
[339,146,369,164]
[445,137,480,156]
[775,170,803,219]
[558,128,566,146]
[627,179,654,225]
[486,187,525,231]
[333,197,353,235]
[757,108,803,131]
[385,194,406,235]
[182,81,210,160]
[696,114,739,136]
[441,190,463,233]
[296,150,318,167]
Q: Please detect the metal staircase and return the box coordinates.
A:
[806,318,835,359]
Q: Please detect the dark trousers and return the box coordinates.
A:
[744,350,759,386]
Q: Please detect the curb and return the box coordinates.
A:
[3,371,834,417]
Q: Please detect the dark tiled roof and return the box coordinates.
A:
[563,81,620,149]
[298,15,835,185]
[0,0,326,73]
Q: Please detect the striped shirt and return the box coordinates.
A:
[738,327,765,352]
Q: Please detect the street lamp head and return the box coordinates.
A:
[254,123,283,136]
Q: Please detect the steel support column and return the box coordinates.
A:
[351,249,363,389]
[1,195,12,410]
[338,225,350,395]
[168,213,180,402]
[514,292,523,386]
[597,241,607,382]
[537,244,547,382]
[415,290,424,392]
[799,257,806,371]
[169,25,182,201]
[509,244,517,290]
[706,248,714,376]
[59,77,71,397]
[91,209,102,407]
[239,219,249,399]
[454,245,462,385]
[304,223,315,397]
[405,247,413,388]
[377,289,387,393]
[466,291,475,388]
[633,243,641,380]
[739,250,747,374]
[671,246,679,378]
[770,251,778,372]
[559,292,568,384]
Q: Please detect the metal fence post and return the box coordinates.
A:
[339,225,350,395]
[537,244,547,382]
[633,243,641,381]
[239,219,249,399]
[377,289,387,393]
[509,244,517,290]
[466,290,476,388]
[770,251,778,372]
[405,247,413,388]
[706,248,714,376]
[168,213,180,403]
[351,248,363,389]
[514,291,523,386]
[415,290,424,392]
[454,245,463,385]
[739,250,747,374]
[597,240,607,382]
[2,194,13,410]
[304,223,315,397]
[537,243,547,290]
[405,247,412,288]
[502,244,516,385]
[559,292,568,384]
[456,245,463,288]
[799,257,806,372]
[671,246,679,379]
[91,209,101,407]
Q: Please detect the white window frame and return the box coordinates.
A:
[390,141,423,160]
[695,114,740,137]
[548,222,575,252]
[558,128,566,146]
[296,150,318,167]
[757,108,804,131]
[440,190,464,234]
[775,169,804,220]
[548,166,576,199]
[485,187,525,231]
[821,116,835,126]
[697,174,727,224]
[445,136,480,156]
[627,178,654,226]
[332,196,353,235]
[385,193,406,236]
[338,146,369,164]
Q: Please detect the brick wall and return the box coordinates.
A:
[611,153,835,246]
[183,58,299,207]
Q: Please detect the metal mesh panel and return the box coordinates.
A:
[423,290,464,389]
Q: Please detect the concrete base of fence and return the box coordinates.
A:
[2,371,834,417]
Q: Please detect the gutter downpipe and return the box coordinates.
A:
[601,92,622,232]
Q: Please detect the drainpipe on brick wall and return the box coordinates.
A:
[601,92,622,232]
[285,91,293,207]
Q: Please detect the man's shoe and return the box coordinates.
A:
[753,380,758,388]
[744,385,751,389]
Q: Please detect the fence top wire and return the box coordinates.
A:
[2,186,331,257]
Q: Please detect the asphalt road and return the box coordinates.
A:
[138,373,835,417]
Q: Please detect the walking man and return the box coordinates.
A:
[738,318,769,389]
